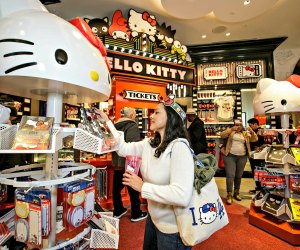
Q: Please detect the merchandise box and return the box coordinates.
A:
[287,198,300,221]
[265,145,287,165]
[261,194,286,217]
[12,116,54,150]
[252,189,269,207]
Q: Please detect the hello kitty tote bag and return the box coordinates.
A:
[173,147,229,246]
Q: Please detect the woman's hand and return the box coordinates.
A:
[123,170,144,192]
[94,108,110,123]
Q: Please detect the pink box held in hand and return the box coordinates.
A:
[125,155,142,175]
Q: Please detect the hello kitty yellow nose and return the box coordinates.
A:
[90,70,99,81]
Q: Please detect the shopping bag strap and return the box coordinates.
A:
[171,140,205,168]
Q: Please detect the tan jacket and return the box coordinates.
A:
[220,128,258,156]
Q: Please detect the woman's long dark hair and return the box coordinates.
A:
[149,105,190,158]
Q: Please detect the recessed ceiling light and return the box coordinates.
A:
[226,32,231,36]
[244,0,251,5]
[202,35,207,39]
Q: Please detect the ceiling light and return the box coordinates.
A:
[113,46,117,50]
[136,51,140,55]
[202,35,206,39]
[121,48,125,52]
[155,55,160,59]
[143,52,147,56]
[244,0,251,5]
[226,32,231,36]
[128,49,133,54]
[168,58,172,62]
[149,53,153,58]
[105,44,109,49]
[162,56,166,61]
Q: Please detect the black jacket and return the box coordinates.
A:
[112,118,140,167]
[188,117,207,155]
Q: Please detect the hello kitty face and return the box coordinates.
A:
[128,9,157,42]
[253,76,300,115]
[0,0,111,102]
[199,203,217,224]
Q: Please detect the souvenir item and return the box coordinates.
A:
[288,198,300,221]
[289,146,300,165]
[15,218,29,243]
[265,145,287,164]
[262,194,285,216]
[12,116,53,150]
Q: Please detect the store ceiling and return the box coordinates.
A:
[45,0,300,50]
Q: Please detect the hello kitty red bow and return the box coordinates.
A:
[142,12,157,27]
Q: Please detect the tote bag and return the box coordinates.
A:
[174,178,229,246]
[173,142,229,246]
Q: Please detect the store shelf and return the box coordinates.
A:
[207,135,221,139]
[0,162,96,187]
[0,125,62,153]
[204,121,234,125]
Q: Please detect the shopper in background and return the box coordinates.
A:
[220,119,258,205]
[97,95,194,250]
[112,107,147,222]
[186,108,207,154]
[247,118,265,194]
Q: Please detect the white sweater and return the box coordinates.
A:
[107,121,194,233]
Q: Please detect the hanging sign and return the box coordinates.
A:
[107,51,195,85]
[123,90,160,102]
[204,66,228,80]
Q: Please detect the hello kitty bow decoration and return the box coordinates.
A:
[287,74,300,88]
[201,203,216,213]
[142,12,157,27]
[162,94,186,121]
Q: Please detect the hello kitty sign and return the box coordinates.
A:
[85,9,189,62]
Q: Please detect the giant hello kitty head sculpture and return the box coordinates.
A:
[253,75,300,115]
[0,0,111,103]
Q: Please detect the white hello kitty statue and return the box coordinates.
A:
[0,0,111,104]
[253,74,300,147]
[253,75,300,116]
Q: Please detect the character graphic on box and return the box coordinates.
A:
[84,17,109,37]
[128,9,157,42]
[109,10,131,42]
[155,22,176,50]
[253,75,300,115]
[199,203,217,224]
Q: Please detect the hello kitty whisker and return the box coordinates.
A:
[5,62,37,74]
[4,51,33,57]
[261,100,273,104]
[0,38,34,45]
[263,104,273,108]
[265,107,275,113]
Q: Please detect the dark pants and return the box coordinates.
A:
[143,215,192,250]
[249,158,264,189]
[113,169,142,218]
[224,153,247,193]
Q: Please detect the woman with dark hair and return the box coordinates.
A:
[97,95,194,250]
